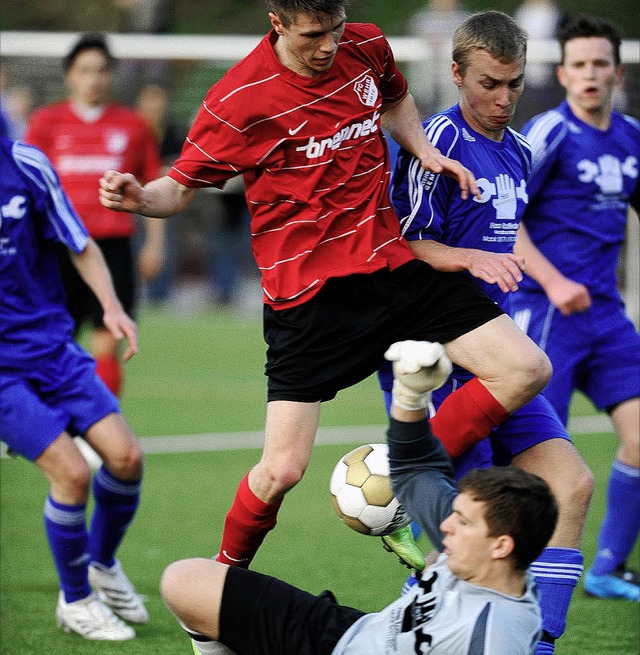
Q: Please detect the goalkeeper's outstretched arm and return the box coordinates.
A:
[387,417,456,552]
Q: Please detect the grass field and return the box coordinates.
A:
[1,305,638,655]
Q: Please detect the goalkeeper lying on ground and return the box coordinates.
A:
[160,340,558,655]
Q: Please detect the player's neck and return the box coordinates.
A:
[566,98,612,131]
[470,566,527,597]
[273,39,315,78]
[70,98,107,122]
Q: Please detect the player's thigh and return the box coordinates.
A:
[513,293,589,424]
[490,395,571,465]
[511,437,593,505]
[0,375,70,461]
[219,566,364,655]
[55,242,92,329]
[35,432,92,498]
[49,342,121,437]
[161,558,227,639]
[582,306,640,413]
[444,314,548,384]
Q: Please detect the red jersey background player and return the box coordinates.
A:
[25,32,164,396]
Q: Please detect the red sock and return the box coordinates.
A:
[216,473,282,568]
[95,355,122,396]
[430,377,509,458]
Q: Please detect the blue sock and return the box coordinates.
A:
[89,466,141,567]
[535,639,555,655]
[591,460,640,576]
[43,496,91,603]
[530,547,584,640]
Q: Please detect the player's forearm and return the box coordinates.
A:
[409,239,472,273]
[387,418,456,550]
[381,93,437,161]
[70,238,123,314]
[514,223,564,290]
[138,176,196,218]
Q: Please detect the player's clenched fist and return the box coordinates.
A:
[99,170,143,213]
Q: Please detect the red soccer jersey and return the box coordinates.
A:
[24,101,161,239]
[170,23,415,309]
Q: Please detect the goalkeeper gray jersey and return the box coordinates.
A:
[332,554,540,655]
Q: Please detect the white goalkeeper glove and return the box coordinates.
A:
[384,340,452,411]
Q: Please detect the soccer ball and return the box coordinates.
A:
[329,443,411,537]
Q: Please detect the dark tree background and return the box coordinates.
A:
[1,0,638,36]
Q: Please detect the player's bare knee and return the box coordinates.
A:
[161,559,216,633]
[54,460,92,501]
[104,440,144,480]
[512,347,552,399]
[160,559,191,612]
[554,462,594,519]
[264,458,307,497]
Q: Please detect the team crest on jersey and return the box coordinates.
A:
[1,195,27,221]
[106,131,129,154]
[577,154,638,195]
[353,75,379,107]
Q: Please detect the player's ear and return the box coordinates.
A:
[556,64,567,89]
[452,61,463,88]
[492,534,515,562]
[269,12,284,35]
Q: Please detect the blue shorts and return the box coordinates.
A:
[0,342,120,461]
[381,380,570,476]
[512,291,640,425]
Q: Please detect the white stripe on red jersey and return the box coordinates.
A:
[170,23,414,309]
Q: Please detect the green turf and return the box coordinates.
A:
[1,306,638,654]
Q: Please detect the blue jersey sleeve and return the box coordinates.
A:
[391,114,459,243]
[12,141,89,253]
[521,110,567,199]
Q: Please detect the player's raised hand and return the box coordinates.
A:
[99,170,143,213]
[384,340,452,411]
[419,146,480,201]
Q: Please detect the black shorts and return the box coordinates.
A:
[264,260,503,402]
[57,237,136,332]
[218,567,364,655]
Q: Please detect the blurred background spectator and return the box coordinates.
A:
[513,0,565,127]
[406,0,470,119]
[113,0,174,102]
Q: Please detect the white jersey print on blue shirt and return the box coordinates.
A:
[0,138,89,367]
[391,103,532,310]
[520,100,640,300]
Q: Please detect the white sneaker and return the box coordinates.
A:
[56,591,135,640]
[88,559,149,624]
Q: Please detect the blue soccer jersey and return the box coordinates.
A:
[512,102,640,421]
[519,100,640,300]
[391,103,532,310]
[382,103,531,392]
[0,138,89,367]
